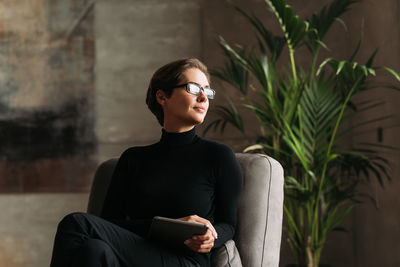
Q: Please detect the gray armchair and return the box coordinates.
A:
[87,153,284,267]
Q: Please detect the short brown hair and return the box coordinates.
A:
[146,58,210,126]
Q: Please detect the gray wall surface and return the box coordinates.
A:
[0,0,399,267]
[0,194,88,267]
[95,0,203,161]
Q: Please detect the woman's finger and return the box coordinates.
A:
[203,226,217,240]
[184,230,215,253]
[178,215,218,240]
[184,238,214,253]
[190,237,214,246]
[192,217,218,240]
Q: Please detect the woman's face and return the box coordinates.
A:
[158,68,210,132]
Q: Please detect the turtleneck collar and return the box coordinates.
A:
[160,127,197,147]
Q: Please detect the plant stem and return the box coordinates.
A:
[289,47,298,87]
[310,77,362,252]
[306,236,313,267]
[309,48,320,89]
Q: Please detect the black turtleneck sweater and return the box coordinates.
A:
[101,127,243,267]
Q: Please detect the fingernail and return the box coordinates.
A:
[184,240,189,245]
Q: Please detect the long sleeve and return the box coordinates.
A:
[212,145,243,248]
[100,148,152,236]
[101,149,131,221]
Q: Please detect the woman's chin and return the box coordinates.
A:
[187,115,206,125]
[194,117,206,125]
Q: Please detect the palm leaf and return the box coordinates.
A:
[218,37,274,91]
[264,0,310,50]
[234,5,286,62]
[383,67,400,81]
[203,96,244,135]
[210,43,249,95]
[307,0,359,52]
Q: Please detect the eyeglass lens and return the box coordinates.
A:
[187,83,215,99]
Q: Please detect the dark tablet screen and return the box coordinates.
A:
[148,216,209,244]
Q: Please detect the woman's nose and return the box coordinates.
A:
[197,90,207,102]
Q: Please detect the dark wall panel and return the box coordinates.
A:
[0,0,96,192]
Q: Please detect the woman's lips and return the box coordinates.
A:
[194,106,206,113]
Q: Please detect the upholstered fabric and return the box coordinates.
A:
[211,239,242,267]
[87,153,284,267]
[234,154,284,267]
[87,158,118,216]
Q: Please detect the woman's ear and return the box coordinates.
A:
[156,90,167,106]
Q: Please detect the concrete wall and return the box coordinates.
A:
[0,194,88,267]
[95,0,203,161]
[0,0,399,267]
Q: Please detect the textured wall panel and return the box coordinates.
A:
[0,0,96,192]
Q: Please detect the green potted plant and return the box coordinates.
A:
[205,0,400,266]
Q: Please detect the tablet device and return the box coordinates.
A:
[148,216,209,244]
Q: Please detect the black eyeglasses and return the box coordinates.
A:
[173,82,216,99]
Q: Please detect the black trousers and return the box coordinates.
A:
[50,212,200,267]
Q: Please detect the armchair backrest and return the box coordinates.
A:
[87,158,117,216]
[87,153,284,267]
[234,153,284,267]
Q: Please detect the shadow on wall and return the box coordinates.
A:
[0,101,94,160]
[0,101,97,193]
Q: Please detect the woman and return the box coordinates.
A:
[50,58,242,267]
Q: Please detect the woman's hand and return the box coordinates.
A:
[178,215,217,253]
